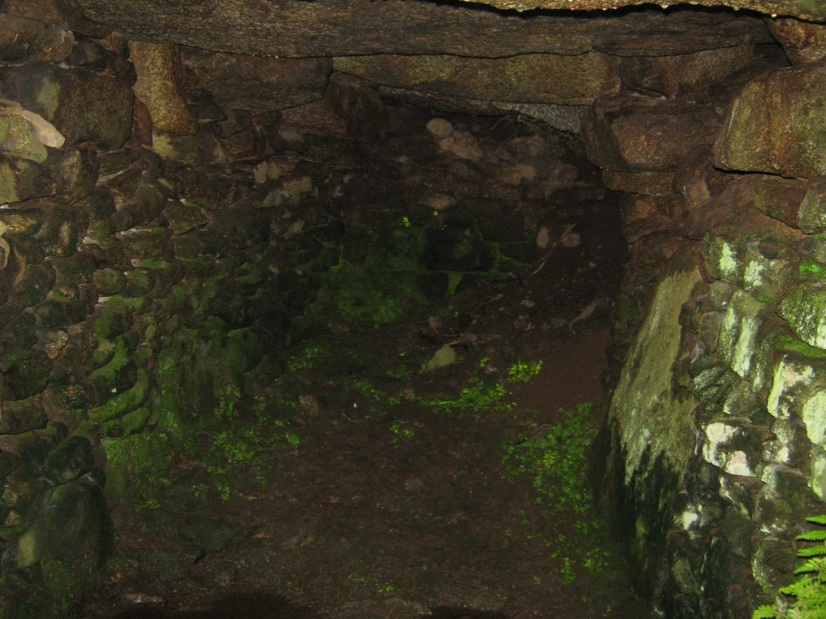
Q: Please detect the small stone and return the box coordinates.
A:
[0,111,48,162]
[425,344,456,371]
[44,435,94,484]
[798,179,826,234]
[298,394,320,416]
[420,193,455,212]
[252,159,283,184]
[443,131,484,162]
[426,117,453,138]
[535,225,551,249]
[560,228,581,248]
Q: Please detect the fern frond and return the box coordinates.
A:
[784,577,822,596]
[798,546,826,558]
[802,590,826,608]
[790,559,820,586]
[799,531,826,543]
[752,604,778,618]
[769,515,826,619]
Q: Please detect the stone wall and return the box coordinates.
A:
[0,14,336,615]
[0,10,600,616]
[589,27,826,618]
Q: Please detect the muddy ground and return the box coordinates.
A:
[74,185,648,619]
[71,103,649,619]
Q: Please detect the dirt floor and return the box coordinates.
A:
[71,104,646,619]
[77,162,644,619]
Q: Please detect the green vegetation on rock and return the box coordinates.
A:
[505,402,598,516]
[754,514,826,619]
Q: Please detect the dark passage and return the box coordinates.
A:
[74,105,635,619]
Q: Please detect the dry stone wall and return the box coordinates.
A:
[0,13,337,615]
[0,8,606,615]
[589,29,826,619]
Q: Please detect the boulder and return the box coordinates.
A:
[768,18,826,65]
[181,49,332,115]
[619,44,756,100]
[129,42,198,136]
[3,0,111,38]
[75,0,772,58]
[335,52,620,106]
[0,13,74,64]
[0,62,134,150]
[583,94,721,172]
[0,155,55,204]
[798,179,826,234]
[715,61,826,179]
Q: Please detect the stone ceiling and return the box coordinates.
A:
[64,1,778,58]
[8,0,822,131]
[466,0,825,20]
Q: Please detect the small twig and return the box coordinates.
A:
[523,223,576,279]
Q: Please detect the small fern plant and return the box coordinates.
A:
[753,514,826,619]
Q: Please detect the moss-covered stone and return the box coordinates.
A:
[0,155,56,202]
[798,179,826,234]
[87,368,149,423]
[43,435,94,484]
[92,268,126,297]
[117,226,172,260]
[701,420,758,477]
[802,389,826,449]
[91,296,135,341]
[85,334,137,401]
[765,352,826,420]
[163,200,208,235]
[779,283,826,350]
[102,431,173,505]
[701,233,790,302]
[1,62,133,150]
[0,395,49,435]
[0,113,49,162]
[717,290,769,384]
[609,267,702,483]
[102,406,151,438]
[0,313,38,366]
[810,447,826,500]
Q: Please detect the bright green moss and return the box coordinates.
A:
[778,336,826,360]
[88,369,149,423]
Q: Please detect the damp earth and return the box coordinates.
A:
[76,144,640,618]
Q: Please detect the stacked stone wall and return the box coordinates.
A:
[589,29,826,618]
[0,13,336,615]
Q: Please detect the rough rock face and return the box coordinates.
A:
[462,0,826,21]
[715,60,826,179]
[583,94,722,172]
[577,19,826,616]
[67,1,776,125]
[769,17,826,63]
[181,50,333,115]
[335,52,621,106]
[74,1,775,58]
